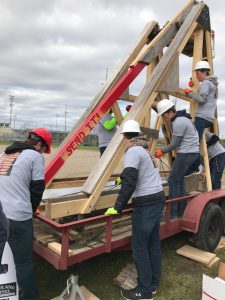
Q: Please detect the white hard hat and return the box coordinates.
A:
[156,99,175,116]
[121,120,141,133]
[194,60,210,71]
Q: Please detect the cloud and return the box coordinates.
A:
[0,0,225,135]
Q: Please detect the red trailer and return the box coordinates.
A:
[34,189,225,270]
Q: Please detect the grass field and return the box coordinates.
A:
[34,232,225,300]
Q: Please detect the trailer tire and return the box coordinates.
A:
[219,200,225,235]
[193,203,224,252]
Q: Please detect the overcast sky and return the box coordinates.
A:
[1,0,225,136]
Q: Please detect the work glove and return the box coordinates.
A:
[155,149,164,158]
[115,176,122,185]
[105,207,118,215]
[188,78,194,87]
[184,88,192,95]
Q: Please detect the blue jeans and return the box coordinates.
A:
[8,219,37,300]
[168,153,200,218]
[194,117,212,140]
[132,201,164,294]
[210,153,225,189]
[0,203,8,264]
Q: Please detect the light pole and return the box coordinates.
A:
[56,114,59,143]
[56,114,59,131]
[9,95,15,128]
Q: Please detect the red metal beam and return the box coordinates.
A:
[45,62,147,184]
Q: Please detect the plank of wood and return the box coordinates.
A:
[45,193,129,219]
[48,174,119,189]
[190,28,204,117]
[81,3,203,213]
[132,0,196,65]
[114,263,137,290]
[112,101,123,125]
[208,257,220,268]
[169,88,194,103]
[201,132,212,191]
[218,263,225,281]
[48,242,74,257]
[176,245,216,265]
[46,21,158,186]
[156,55,179,93]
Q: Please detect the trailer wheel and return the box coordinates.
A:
[193,203,224,252]
[219,200,225,235]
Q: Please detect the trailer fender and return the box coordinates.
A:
[181,189,225,233]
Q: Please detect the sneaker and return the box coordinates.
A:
[121,288,153,300]
[152,290,157,295]
[0,264,8,274]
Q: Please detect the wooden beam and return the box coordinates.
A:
[190,28,204,117]
[205,30,219,135]
[81,3,203,214]
[169,88,194,103]
[112,101,123,125]
[132,0,196,65]
[201,132,212,191]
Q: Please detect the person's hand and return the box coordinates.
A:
[115,177,122,185]
[105,207,118,215]
[155,149,164,158]
[33,208,40,216]
[184,88,192,95]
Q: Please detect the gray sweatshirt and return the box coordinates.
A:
[189,76,218,122]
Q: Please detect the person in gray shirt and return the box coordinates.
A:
[203,132,225,189]
[0,128,52,300]
[105,120,165,300]
[155,99,200,218]
[185,60,218,140]
[94,109,117,156]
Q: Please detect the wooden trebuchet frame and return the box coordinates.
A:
[45,0,216,219]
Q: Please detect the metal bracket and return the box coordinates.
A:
[58,275,86,300]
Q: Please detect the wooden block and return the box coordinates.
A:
[52,285,100,300]
[176,245,216,265]
[220,236,225,246]
[219,262,225,281]
[48,242,74,257]
[208,257,220,268]
[215,237,225,252]
[114,263,137,290]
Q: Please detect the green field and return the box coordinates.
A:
[34,233,224,300]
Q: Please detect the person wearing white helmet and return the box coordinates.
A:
[0,128,52,300]
[184,60,219,139]
[105,120,165,300]
[155,99,200,218]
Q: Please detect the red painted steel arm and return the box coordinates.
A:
[45,62,147,184]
